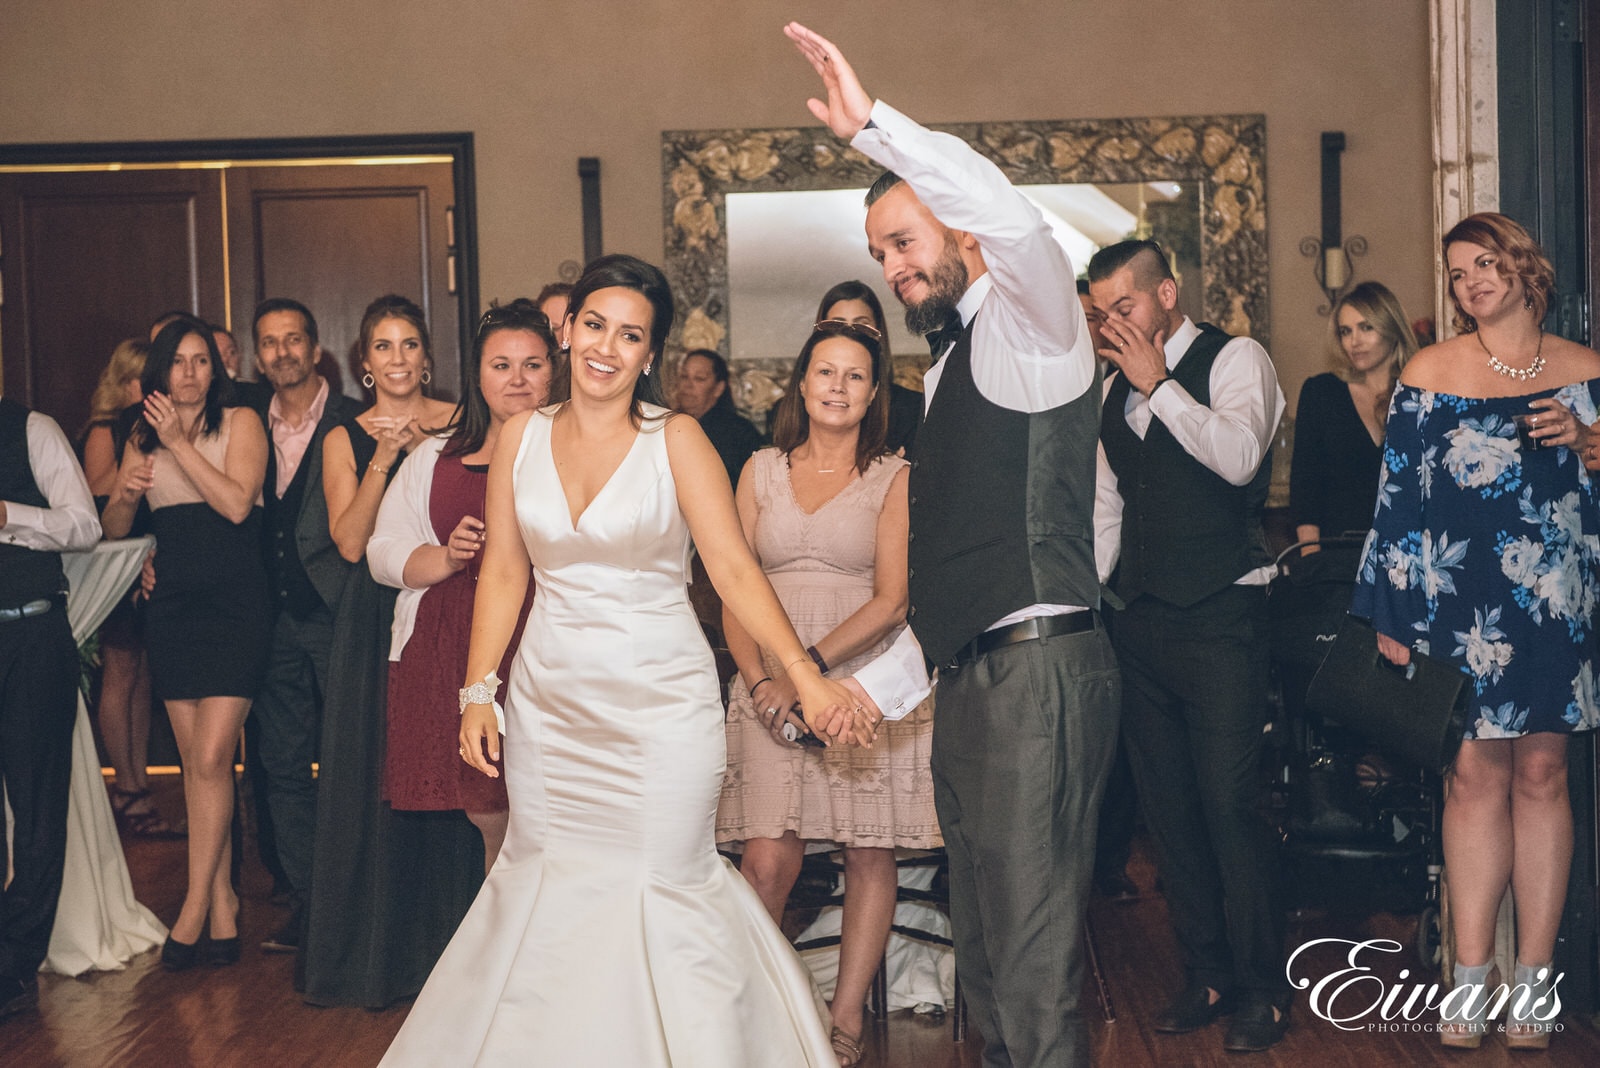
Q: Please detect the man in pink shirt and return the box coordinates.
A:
[248,298,363,954]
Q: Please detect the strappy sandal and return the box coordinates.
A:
[829,1026,864,1068]
[1504,961,1557,1050]
[109,786,184,839]
[1439,964,1498,1049]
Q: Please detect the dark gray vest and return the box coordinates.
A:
[906,317,1103,664]
[1100,323,1272,607]
[0,398,69,605]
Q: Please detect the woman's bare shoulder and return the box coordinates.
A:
[1543,334,1600,381]
[1396,337,1471,391]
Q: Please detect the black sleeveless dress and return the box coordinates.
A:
[143,410,271,700]
[299,415,484,1008]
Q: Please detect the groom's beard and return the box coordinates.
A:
[900,236,970,336]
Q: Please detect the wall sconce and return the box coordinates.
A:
[1299,131,1367,315]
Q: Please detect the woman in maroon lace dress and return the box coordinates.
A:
[369,300,558,870]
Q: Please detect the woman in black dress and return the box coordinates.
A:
[299,295,478,1008]
[101,316,270,968]
[1290,281,1419,547]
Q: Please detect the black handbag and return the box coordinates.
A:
[1304,615,1468,773]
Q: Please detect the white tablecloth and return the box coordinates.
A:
[4,538,168,975]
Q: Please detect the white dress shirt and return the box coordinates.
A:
[1093,316,1285,587]
[0,404,102,555]
[847,100,1098,720]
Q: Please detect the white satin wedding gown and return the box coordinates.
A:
[381,405,833,1066]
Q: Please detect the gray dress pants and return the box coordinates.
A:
[929,621,1120,1068]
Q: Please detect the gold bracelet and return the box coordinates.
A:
[368,462,390,475]
[784,655,819,675]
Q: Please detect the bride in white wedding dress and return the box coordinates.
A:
[380,255,873,1067]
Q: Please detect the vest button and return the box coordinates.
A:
[908,532,916,543]
[908,605,917,617]
[908,567,915,579]
[909,496,918,505]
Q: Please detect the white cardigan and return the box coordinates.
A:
[367,434,450,662]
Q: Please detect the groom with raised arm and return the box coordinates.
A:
[786,24,1120,1068]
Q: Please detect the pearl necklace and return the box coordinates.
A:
[1478,329,1546,381]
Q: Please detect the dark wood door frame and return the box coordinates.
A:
[0,131,479,385]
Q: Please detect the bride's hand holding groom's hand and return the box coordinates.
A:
[796,671,881,748]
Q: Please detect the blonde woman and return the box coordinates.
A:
[1290,281,1419,547]
[80,338,148,495]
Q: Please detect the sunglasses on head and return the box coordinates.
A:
[476,304,545,339]
[813,318,883,342]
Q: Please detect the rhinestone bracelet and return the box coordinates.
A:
[459,671,503,714]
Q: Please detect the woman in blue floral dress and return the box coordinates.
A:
[1353,213,1600,1050]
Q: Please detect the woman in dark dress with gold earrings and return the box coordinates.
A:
[299,295,479,1007]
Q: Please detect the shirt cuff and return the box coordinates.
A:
[852,628,934,721]
[1146,377,1195,422]
[0,501,43,543]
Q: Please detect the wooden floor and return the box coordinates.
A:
[3,775,1597,1067]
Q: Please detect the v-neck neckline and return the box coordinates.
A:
[783,454,861,517]
[549,413,644,532]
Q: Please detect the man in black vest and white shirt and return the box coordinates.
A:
[1089,240,1289,1052]
[788,25,1121,1068]
[0,394,101,1018]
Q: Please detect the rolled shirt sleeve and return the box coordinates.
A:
[1,411,101,553]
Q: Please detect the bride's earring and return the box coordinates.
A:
[643,362,653,377]
[421,368,433,385]
[362,372,375,389]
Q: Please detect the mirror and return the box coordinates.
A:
[725,181,1203,378]
[663,113,1267,404]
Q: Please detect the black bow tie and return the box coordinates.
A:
[926,309,966,358]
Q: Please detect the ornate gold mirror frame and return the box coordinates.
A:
[662,114,1268,381]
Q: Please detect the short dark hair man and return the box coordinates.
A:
[210,320,273,409]
[0,392,101,1018]
[248,297,362,952]
[1089,238,1289,1051]
[788,24,1119,1068]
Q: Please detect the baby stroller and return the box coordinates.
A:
[1267,535,1445,969]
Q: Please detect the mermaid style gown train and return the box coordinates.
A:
[381,405,833,1066]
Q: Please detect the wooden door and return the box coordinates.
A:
[0,170,225,435]
[225,163,460,401]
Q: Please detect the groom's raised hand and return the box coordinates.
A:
[784,22,872,140]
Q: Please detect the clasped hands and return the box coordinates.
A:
[795,674,883,749]
[750,672,881,750]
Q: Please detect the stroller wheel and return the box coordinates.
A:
[1415,905,1442,971]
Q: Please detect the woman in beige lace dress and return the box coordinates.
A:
[717,317,939,1066]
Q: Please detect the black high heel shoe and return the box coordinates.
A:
[203,936,240,966]
[204,901,242,966]
[161,934,201,971]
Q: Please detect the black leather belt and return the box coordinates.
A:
[0,598,56,623]
[949,609,1096,668]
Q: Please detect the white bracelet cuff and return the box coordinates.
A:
[459,671,507,736]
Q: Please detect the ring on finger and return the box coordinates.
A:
[765,706,779,718]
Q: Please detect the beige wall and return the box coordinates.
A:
[1,0,1433,406]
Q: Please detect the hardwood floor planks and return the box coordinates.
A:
[1,774,1594,1066]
